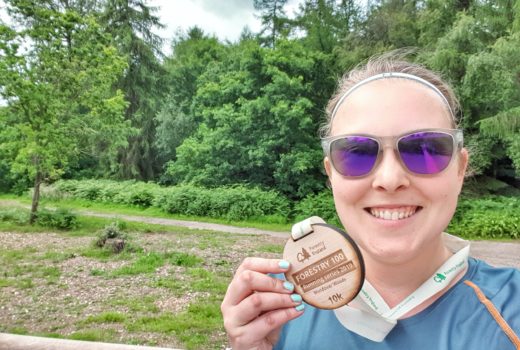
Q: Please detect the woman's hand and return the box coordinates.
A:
[221,257,305,350]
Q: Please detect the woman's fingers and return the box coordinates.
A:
[227,292,303,328]
[223,258,292,308]
[235,257,290,276]
[226,305,305,349]
[221,257,303,349]
[225,270,294,307]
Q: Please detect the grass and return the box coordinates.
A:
[0,206,285,349]
[110,252,165,276]
[0,193,291,232]
[127,299,222,350]
[107,296,160,314]
[68,329,118,342]
[82,312,127,325]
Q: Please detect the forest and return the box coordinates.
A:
[1,0,519,220]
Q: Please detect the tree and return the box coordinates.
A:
[295,0,355,53]
[254,0,290,48]
[0,0,131,222]
[101,0,166,180]
[155,27,226,167]
[165,40,331,198]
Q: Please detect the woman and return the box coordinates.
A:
[220,55,520,349]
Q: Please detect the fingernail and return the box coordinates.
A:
[295,303,305,312]
[290,294,302,303]
[283,281,294,291]
[278,260,290,269]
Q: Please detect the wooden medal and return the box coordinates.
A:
[283,222,364,309]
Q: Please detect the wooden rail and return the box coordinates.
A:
[0,333,181,350]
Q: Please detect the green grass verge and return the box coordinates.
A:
[0,194,291,232]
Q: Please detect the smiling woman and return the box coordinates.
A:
[220,53,520,350]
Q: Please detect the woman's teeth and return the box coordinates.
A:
[369,207,417,220]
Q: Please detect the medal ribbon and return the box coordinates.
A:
[334,235,470,341]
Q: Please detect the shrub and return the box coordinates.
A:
[153,184,290,221]
[293,190,341,227]
[95,221,126,246]
[0,208,29,225]
[449,196,520,239]
[47,180,291,222]
[36,208,78,230]
[112,182,161,207]
[448,211,519,239]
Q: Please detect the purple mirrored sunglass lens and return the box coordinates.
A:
[398,132,454,174]
[330,136,379,176]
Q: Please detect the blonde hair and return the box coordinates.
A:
[320,53,460,137]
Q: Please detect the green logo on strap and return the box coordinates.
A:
[433,273,446,283]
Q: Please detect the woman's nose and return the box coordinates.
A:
[371,148,410,192]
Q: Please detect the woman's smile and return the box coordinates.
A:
[366,206,422,220]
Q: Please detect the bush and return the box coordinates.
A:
[293,190,341,227]
[47,180,291,222]
[95,221,131,254]
[449,196,520,239]
[0,208,29,225]
[153,184,291,221]
[36,208,78,230]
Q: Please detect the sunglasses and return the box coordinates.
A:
[321,128,463,177]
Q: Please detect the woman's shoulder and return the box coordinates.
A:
[466,257,520,300]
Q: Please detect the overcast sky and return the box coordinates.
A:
[0,0,303,55]
[149,0,303,54]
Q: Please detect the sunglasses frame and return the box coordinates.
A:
[321,128,464,177]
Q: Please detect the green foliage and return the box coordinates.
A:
[0,1,132,219]
[0,207,29,225]
[449,196,520,239]
[93,221,136,255]
[166,39,330,198]
[293,189,341,227]
[101,0,166,181]
[166,252,203,267]
[50,180,161,207]
[154,184,290,221]
[48,179,291,222]
[95,221,127,246]
[254,0,290,48]
[1,0,519,205]
[35,208,78,230]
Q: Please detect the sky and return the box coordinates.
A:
[0,0,303,55]
[148,0,303,55]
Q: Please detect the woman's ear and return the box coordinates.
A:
[458,148,469,178]
[324,157,332,178]
[456,148,469,195]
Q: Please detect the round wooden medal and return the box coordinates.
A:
[283,223,364,309]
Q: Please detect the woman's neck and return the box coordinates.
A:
[363,239,453,309]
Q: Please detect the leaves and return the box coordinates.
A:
[0,0,132,214]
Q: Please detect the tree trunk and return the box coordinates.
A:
[29,172,42,225]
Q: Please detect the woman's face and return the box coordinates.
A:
[324,79,468,265]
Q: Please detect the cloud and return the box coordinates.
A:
[193,0,256,20]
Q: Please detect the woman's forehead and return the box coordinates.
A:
[331,80,453,135]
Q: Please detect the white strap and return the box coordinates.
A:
[291,216,326,240]
[334,235,470,342]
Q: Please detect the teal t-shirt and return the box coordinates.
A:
[275,258,520,349]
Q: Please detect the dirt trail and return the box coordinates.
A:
[1,200,519,268]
